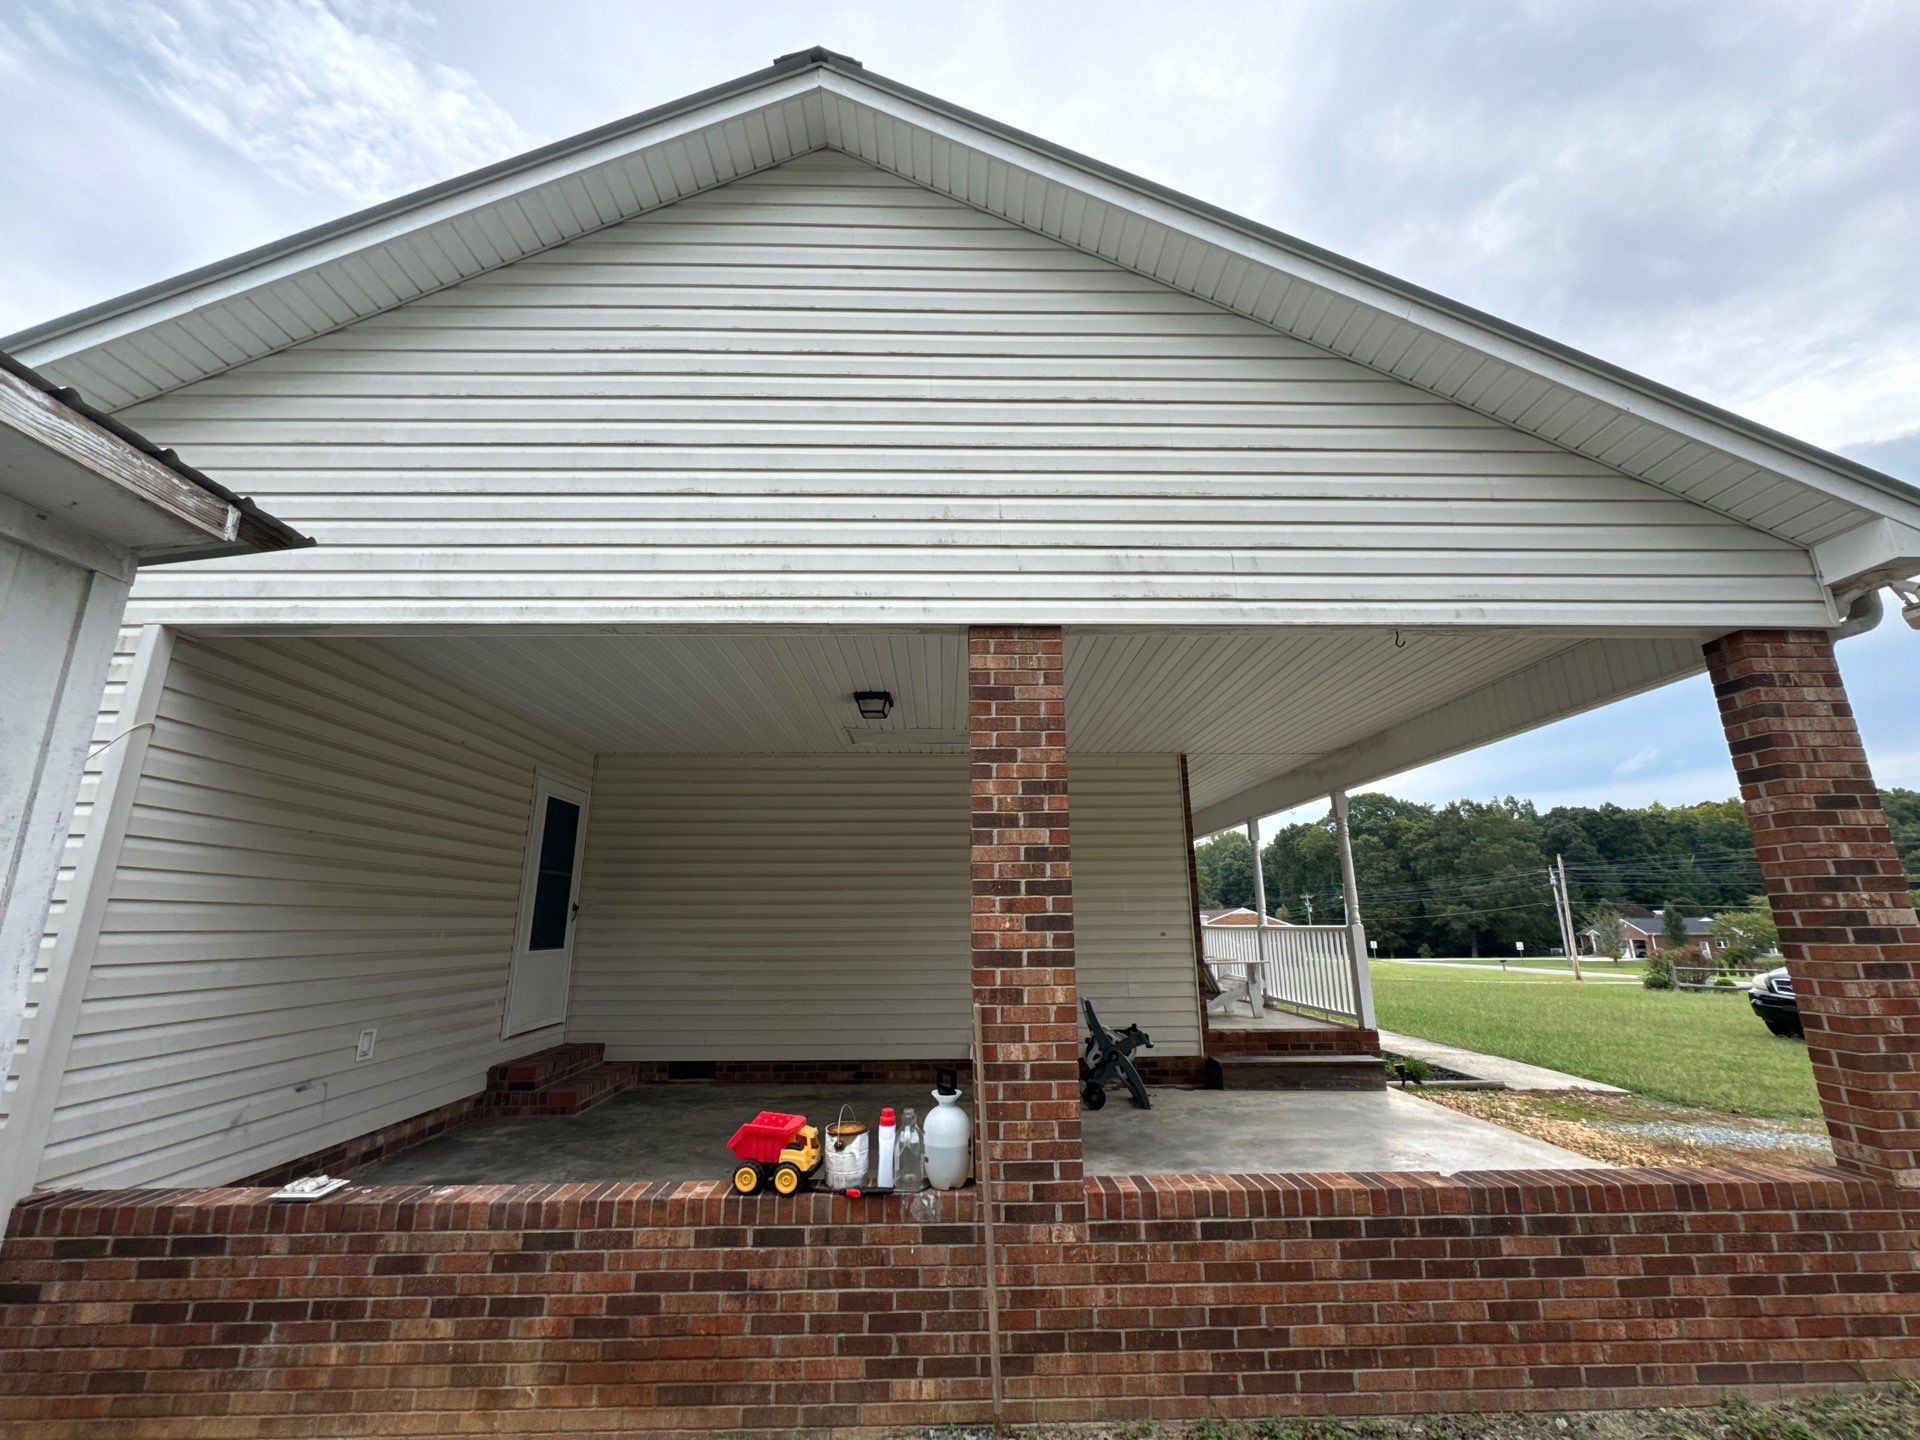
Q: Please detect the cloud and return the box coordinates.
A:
[1612,747,1660,778]
[1206,0,1920,455]
[33,0,526,206]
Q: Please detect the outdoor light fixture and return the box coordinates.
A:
[853,689,894,721]
[1893,580,1920,631]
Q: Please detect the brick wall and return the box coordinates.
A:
[3,1167,1914,1436]
[968,625,1083,1229]
[1705,629,1920,1186]
[1205,1025,1383,1057]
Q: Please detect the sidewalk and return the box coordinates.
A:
[1385,958,1640,981]
[1379,1029,1627,1092]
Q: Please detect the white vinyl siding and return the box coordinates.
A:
[110,151,1828,631]
[569,751,1201,1061]
[1070,756,1204,1054]
[29,635,592,1191]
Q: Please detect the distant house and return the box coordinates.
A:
[1201,908,1305,927]
[1201,907,1260,926]
[1585,910,1716,958]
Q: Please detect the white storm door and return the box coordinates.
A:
[503,776,590,1038]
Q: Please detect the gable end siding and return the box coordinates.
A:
[110,152,1828,630]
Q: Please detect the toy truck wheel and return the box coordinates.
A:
[732,1163,762,1195]
[772,1163,802,1196]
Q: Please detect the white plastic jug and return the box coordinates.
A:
[923,1068,972,1190]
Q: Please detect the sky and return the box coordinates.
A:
[1,0,1914,828]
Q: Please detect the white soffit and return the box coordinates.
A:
[10,50,1920,564]
[371,625,1629,817]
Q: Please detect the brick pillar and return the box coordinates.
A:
[968,625,1084,1229]
[1704,629,1920,1186]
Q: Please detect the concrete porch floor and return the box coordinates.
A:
[345,1082,1602,1186]
[1204,1006,1350,1033]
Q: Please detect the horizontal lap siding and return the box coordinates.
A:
[111,152,1825,630]
[31,636,592,1191]
[570,752,1199,1060]
[1071,756,1203,1055]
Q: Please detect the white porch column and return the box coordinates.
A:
[1330,789,1377,1030]
[1245,817,1271,996]
[0,625,172,1226]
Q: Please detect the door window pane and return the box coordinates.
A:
[526,796,581,951]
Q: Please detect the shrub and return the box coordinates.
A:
[1388,1055,1432,1087]
[1642,949,1675,990]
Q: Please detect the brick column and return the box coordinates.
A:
[968,625,1084,1229]
[1704,629,1920,1186]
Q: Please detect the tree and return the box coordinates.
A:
[1884,786,1920,889]
[1411,798,1555,958]
[1583,900,1629,962]
[1661,904,1690,949]
[1709,894,1779,964]
[1193,831,1254,910]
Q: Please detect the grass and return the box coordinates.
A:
[1371,959,1819,1119]
[1389,953,1645,976]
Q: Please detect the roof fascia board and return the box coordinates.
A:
[823,66,1920,528]
[6,68,826,362]
[1189,636,1705,833]
[1811,517,1920,595]
[0,358,231,539]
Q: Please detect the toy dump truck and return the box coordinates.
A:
[727,1111,823,1195]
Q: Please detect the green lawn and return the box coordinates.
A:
[1371,960,1819,1118]
[1389,954,1645,976]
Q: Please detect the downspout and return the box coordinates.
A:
[1830,587,1884,641]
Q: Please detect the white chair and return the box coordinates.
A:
[1205,955,1265,1017]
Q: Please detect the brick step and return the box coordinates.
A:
[489,1061,637,1117]
[486,1042,605,1094]
[1205,1055,1387,1092]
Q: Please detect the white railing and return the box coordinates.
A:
[1202,923,1360,1024]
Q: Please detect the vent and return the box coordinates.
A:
[842,727,966,750]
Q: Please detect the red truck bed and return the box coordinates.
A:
[727,1111,806,1164]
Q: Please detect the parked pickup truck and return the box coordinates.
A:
[1749,966,1801,1038]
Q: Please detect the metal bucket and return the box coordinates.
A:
[824,1105,869,1190]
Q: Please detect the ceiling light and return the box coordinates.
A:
[853,689,894,721]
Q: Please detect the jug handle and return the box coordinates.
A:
[936,1067,957,1094]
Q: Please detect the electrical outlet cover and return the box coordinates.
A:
[355,1027,377,1062]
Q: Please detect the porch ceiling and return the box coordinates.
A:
[374,624,1702,821]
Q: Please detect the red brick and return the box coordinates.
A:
[1705,630,1920,1186]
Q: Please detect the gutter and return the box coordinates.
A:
[0,349,312,561]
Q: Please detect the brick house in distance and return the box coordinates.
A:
[1588,910,1720,959]
[2,47,1919,1435]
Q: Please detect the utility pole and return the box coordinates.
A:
[1547,859,1581,981]
[1558,853,1582,982]
[1301,893,1314,924]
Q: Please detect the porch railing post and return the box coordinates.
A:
[1331,789,1376,1030]
[1246,817,1271,999]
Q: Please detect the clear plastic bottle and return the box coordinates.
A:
[894,1106,926,1192]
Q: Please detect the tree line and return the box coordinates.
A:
[1195,789,1920,959]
